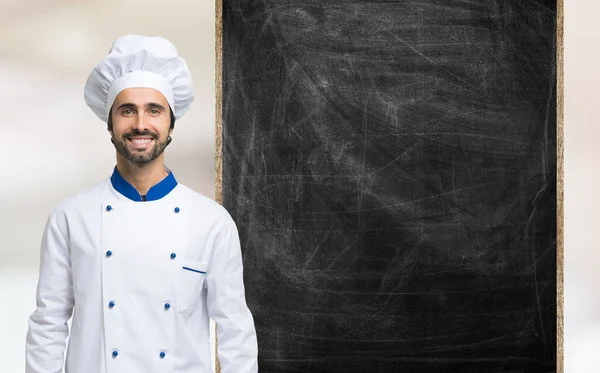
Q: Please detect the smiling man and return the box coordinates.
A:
[25,35,258,373]
[110,91,173,166]
[109,89,174,172]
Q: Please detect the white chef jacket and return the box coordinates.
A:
[25,167,258,373]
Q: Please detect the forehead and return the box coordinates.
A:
[113,87,169,106]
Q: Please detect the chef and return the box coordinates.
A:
[25,34,258,373]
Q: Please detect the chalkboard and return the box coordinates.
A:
[221,1,557,372]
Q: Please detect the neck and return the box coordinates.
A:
[115,155,169,196]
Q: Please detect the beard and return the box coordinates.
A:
[112,129,169,165]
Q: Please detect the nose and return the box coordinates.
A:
[131,113,149,131]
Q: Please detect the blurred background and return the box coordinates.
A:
[563,1,600,372]
[0,0,591,372]
[0,0,218,370]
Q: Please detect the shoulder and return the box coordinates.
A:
[50,178,111,217]
[175,184,237,227]
[41,178,110,237]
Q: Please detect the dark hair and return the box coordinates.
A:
[107,107,176,131]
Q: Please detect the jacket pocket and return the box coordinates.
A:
[177,258,208,314]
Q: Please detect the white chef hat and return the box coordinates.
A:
[84,34,194,123]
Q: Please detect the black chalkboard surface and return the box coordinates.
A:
[222,1,557,372]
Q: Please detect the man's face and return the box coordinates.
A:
[109,87,172,165]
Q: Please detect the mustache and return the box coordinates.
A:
[123,130,159,139]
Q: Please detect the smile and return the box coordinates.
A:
[128,137,154,145]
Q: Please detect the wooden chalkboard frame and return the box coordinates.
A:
[213,0,564,371]
[215,0,223,372]
[556,0,564,371]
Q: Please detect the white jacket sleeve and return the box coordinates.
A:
[26,210,74,373]
[206,217,258,372]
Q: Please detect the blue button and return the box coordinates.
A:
[159,351,166,359]
[112,350,119,358]
[164,303,171,310]
[170,253,176,259]
[174,207,180,213]
[106,250,113,257]
[106,205,112,211]
[109,301,115,308]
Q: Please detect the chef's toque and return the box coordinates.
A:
[84,34,194,123]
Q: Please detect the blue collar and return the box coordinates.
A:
[110,166,177,202]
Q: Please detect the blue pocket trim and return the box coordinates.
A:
[182,266,206,274]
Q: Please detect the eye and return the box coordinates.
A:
[149,108,160,114]
[122,109,134,116]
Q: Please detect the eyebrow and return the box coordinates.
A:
[115,102,167,111]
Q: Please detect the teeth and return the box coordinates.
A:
[131,138,152,143]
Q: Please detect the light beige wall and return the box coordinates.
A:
[564,0,600,371]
